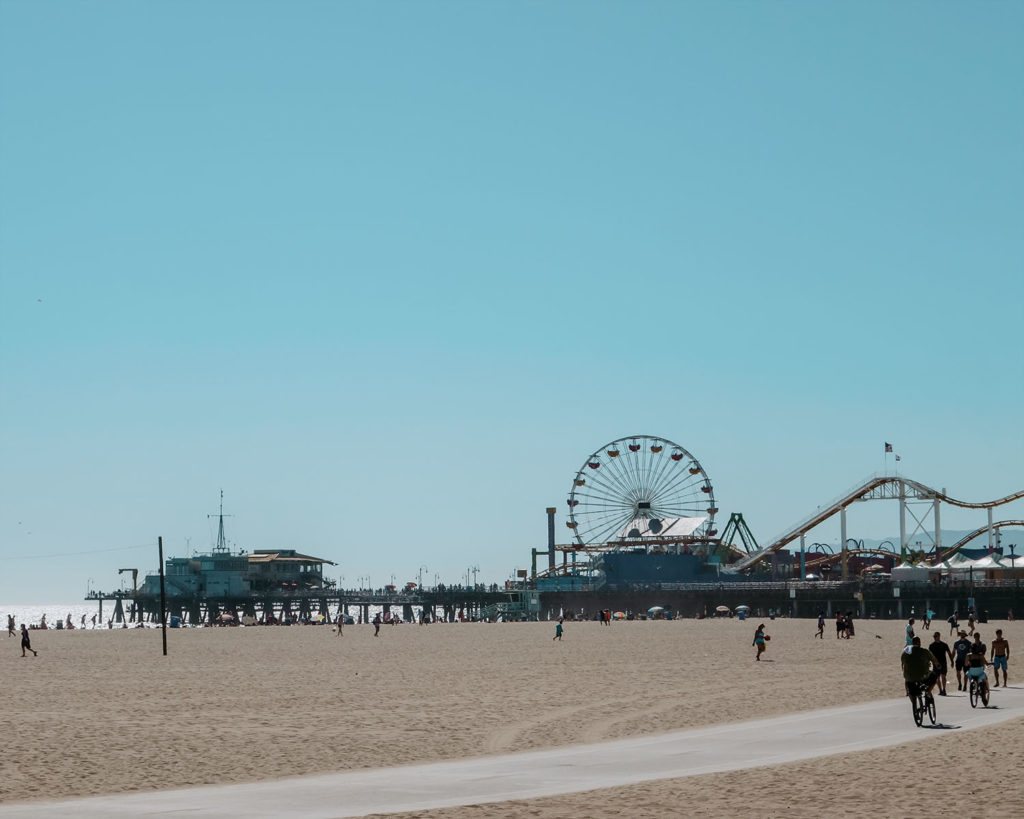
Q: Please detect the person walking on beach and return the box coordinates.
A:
[815,611,825,639]
[372,613,381,637]
[554,618,564,641]
[928,631,954,696]
[753,624,768,661]
[20,624,37,657]
[948,610,959,637]
[7,614,14,636]
[990,629,1009,687]
[336,613,344,637]
[905,618,916,646]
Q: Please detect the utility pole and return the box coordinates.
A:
[158,537,167,656]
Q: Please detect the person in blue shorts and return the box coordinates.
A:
[990,629,1009,687]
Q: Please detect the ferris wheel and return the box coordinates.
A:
[566,435,717,547]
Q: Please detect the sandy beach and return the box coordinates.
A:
[2,616,1021,815]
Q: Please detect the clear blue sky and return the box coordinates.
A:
[2,2,1022,603]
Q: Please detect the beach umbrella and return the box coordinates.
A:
[647,606,665,613]
[715,605,730,613]
[613,611,626,620]
[734,605,750,612]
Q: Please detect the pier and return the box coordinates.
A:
[85,585,532,626]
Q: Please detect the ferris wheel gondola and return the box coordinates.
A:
[566,435,717,547]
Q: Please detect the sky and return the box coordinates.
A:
[1,2,1022,603]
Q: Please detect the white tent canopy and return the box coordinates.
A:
[927,559,970,574]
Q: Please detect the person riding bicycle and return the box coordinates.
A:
[901,636,939,700]
[966,634,990,698]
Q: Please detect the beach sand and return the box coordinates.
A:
[2,615,1021,815]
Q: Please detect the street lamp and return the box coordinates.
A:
[470,564,480,588]
[419,565,428,588]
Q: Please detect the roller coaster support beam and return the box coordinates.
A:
[800,534,806,580]
[935,497,942,555]
[841,507,848,581]
[899,482,907,559]
[989,508,994,553]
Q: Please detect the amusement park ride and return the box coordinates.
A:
[533,435,1024,586]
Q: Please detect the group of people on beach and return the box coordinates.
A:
[902,615,1010,700]
[810,611,857,639]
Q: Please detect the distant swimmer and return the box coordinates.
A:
[20,624,37,657]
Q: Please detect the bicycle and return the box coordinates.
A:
[907,680,936,726]
[968,675,990,708]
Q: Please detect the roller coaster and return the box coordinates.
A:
[728,473,1024,572]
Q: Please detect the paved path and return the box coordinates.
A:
[3,687,1022,818]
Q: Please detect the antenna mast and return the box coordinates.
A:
[209,490,232,553]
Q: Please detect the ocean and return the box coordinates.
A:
[3,601,434,629]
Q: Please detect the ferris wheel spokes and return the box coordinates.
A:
[566,435,717,547]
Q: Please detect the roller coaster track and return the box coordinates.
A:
[802,547,901,571]
[937,520,1024,563]
[729,473,1024,572]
